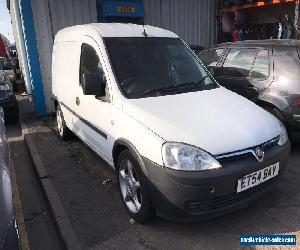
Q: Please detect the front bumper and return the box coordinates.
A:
[142,142,290,221]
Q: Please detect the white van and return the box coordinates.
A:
[52,23,290,222]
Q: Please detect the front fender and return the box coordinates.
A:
[258,92,289,111]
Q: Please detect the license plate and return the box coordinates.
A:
[237,162,279,193]
[117,6,136,13]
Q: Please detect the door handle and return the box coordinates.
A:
[76,97,80,106]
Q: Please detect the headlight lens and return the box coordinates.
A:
[0,83,11,91]
[278,123,288,146]
[162,143,222,171]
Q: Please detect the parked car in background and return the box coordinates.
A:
[0,107,19,250]
[197,40,300,141]
[189,45,205,55]
[0,57,16,90]
[53,24,290,223]
[0,72,19,124]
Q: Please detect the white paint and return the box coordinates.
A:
[55,23,178,39]
[52,24,283,167]
[124,88,282,156]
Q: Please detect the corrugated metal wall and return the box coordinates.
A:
[47,0,97,37]
[28,0,216,112]
[9,0,24,72]
[144,0,217,47]
[31,0,98,112]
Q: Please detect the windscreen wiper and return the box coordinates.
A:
[140,84,185,98]
[140,77,210,98]
[197,75,210,85]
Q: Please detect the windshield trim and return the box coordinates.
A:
[103,37,219,99]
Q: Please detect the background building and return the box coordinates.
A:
[7,0,300,116]
[7,0,217,116]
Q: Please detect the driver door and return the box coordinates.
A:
[73,36,113,162]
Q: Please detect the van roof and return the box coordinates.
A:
[55,23,178,42]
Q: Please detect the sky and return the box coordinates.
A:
[0,0,15,43]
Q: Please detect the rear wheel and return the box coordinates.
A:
[117,150,155,223]
[56,105,73,140]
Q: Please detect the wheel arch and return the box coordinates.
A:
[112,138,149,176]
[255,99,286,122]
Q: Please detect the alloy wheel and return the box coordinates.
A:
[56,110,63,136]
[119,159,142,213]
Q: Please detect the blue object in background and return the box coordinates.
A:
[97,0,144,24]
[19,0,46,116]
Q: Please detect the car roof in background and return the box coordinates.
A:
[205,39,300,50]
[56,23,178,42]
[189,45,205,50]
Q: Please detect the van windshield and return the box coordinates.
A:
[104,38,218,98]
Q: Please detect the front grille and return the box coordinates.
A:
[216,136,280,163]
[185,177,277,215]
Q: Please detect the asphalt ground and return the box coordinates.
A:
[19,117,300,250]
[7,123,64,250]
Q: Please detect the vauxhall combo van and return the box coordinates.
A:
[52,23,290,222]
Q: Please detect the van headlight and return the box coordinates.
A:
[162,143,222,171]
[278,123,288,146]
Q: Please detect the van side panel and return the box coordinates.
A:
[52,41,81,130]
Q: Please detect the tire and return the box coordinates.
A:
[5,102,19,124]
[117,150,155,223]
[56,104,73,140]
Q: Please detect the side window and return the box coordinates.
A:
[250,49,269,79]
[167,45,209,84]
[221,48,258,77]
[198,49,224,67]
[79,43,104,85]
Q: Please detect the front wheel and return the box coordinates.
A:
[117,150,155,223]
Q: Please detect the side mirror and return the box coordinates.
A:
[82,73,105,96]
